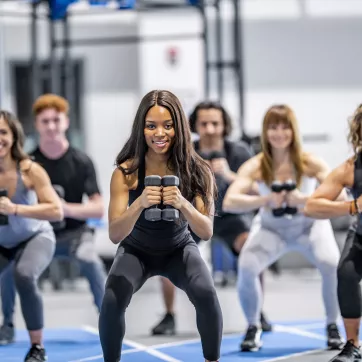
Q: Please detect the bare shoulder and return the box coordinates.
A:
[302,151,330,176]
[20,158,46,179]
[19,159,50,190]
[236,153,262,180]
[237,154,261,176]
[20,158,36,172]
[333,157,355,187]
[114,159,138,190]
[304,151,354,186]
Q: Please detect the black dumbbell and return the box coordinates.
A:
[283,180,298,216]
[144,175,162,221]
[0,189,8,225]
[51,185,66,231]
[162,176,180,221]
[198,150,226,161]
[270,181,286,217]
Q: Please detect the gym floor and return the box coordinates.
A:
[0,267,350,362]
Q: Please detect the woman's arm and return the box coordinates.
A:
[108,167,162,244]
[222,157,269,213]
[179,194,215,241]
[9,162,63,221]
[162,169,215,241]
[308,153,348,201]
[304,160,353,219]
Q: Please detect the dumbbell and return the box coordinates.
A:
[283,180,298,216]
[270,181,286,217]
[161,175,180,222]
[270,180,298,217]
[0,189,8,225]
[198,150,226,161]
[51,185,66,230]
[144,175,162,221]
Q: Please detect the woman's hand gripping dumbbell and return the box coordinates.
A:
[161,175,180,221]
[270,180,299,217]
[143,175,163,221]
[143,175,180,222]
[270,181,287,217]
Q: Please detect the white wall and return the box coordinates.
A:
[1,0,362,249]
[212,0,362,168]
[0,3,204,226]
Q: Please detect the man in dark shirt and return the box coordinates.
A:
[0,94,107,344]
[151,101,272,336]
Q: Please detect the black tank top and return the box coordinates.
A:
[351,152,362,235]
[122,158,194,253]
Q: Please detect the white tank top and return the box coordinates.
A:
[258,175,317,198]
[255,175,317,235]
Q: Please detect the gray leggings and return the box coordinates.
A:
[0,227,106,326]
[237,214,340,326]
[0,230,55,331]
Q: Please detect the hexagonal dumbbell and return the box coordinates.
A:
[0,189,8,225]
[283,179,298,216]
[270,181,286,217]
[161,175,180,222]
[144,175,162,221]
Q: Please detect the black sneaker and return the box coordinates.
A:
[327,323,344,350]
[0,323,15,345]
[260,312,272,332]
[268,261,281,276]
[151,313,175,336]
[24,344,47,362]
[240,325,262,352]
[329,340,361,361]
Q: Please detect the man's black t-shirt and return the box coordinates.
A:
[193,139,253,215]
[30,146,101,232]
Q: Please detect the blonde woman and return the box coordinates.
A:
[223,105,343,352]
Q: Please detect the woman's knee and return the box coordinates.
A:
[102,274,134,311]
[14,267,36,292]
[188,276,219,309]
[317,258,338,277]
[238,253,260,281]
[337,261,359,286]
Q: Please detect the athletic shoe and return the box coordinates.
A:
[151,313,175,336]
[329,340,361,361]
[327,323,344,350]
[240,325,262,352]
[24,344,47,362]
[260,311,272,332]
[0,323,14,345]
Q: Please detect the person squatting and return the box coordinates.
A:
[2,91,362,362]
[98,90,223,362]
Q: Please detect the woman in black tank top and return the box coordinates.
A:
[305,104,362,362]
[98,90,223,362]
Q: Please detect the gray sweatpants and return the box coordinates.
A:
[0,230,55,331]
[237,212,340,326]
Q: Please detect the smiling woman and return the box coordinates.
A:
[98,90,223,362]
[222,104,344,353]
[144,105,175,153]
[0,109,62,362]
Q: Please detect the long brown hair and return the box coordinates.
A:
[347,104,362,160]
[115,90,217,214]
[0,110,29,163]
[260,105,304,187]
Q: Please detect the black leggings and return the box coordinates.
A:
[337,229,362,319]
[99,241,223,362]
